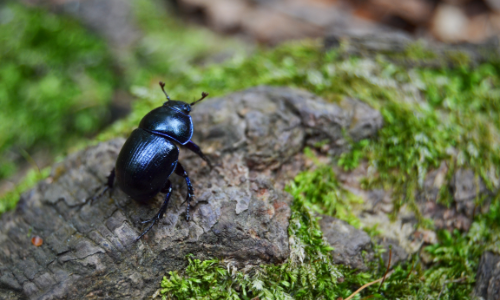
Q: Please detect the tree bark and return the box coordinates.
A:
[0,86,382,299]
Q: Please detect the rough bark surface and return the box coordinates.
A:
[474,251,500,300]
[319,216,373,271]
[418,165,493,232]
[332,158,494,262]
[0,86,382,300]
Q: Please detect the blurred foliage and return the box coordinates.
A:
[123,0,248,87]
[0,167,50,213]
[0,1,116,179]
[1,0,500,298]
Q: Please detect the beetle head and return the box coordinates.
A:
[159,81,208,115]
[164,100,191,114]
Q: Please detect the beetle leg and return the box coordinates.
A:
[87,168,115,205]
[135,180,172,241]
[174,162,193,221]
[183,140,212,169]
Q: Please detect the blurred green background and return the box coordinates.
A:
[0,0,244,199]
[0,2,115,180]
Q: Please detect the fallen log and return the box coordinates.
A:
[0,86,382,299]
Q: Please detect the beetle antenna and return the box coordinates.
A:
[159,81,171,101]
[191,92,208,106]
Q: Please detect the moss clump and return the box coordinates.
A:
[160,184,378,300]
[0,167,50,213]
[347,62,500,216]
[421,199,500,298]
[403,42,437,61]
[288,148,363,228]
[0,1,116,180]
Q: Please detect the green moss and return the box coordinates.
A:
[403,41,437,61]
[445,50,471,67]
[0,167,50,213]
[288,148,363,228]
[0,1,116,180]
[337,139,370,172]
[360,62,500,213]
[421,199,500,298]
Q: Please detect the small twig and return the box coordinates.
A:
[405,258,415,281]
[344,271,394,300]
[345,245,394,300]
[20,148,41,175]
[378,245,392,293]
[472,203,477,222]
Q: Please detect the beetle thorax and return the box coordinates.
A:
[138,105,194,145]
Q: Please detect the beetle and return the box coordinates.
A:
[91,82,211,241]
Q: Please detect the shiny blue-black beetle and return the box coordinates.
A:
[94,82,211,241]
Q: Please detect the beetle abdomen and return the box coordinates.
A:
[115,129,179,202]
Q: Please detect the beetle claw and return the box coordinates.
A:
[134,219,158,242]
[85,168,115,206]
[84,186,109,206]
[140,217,156,224]
[135,185,172,241]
